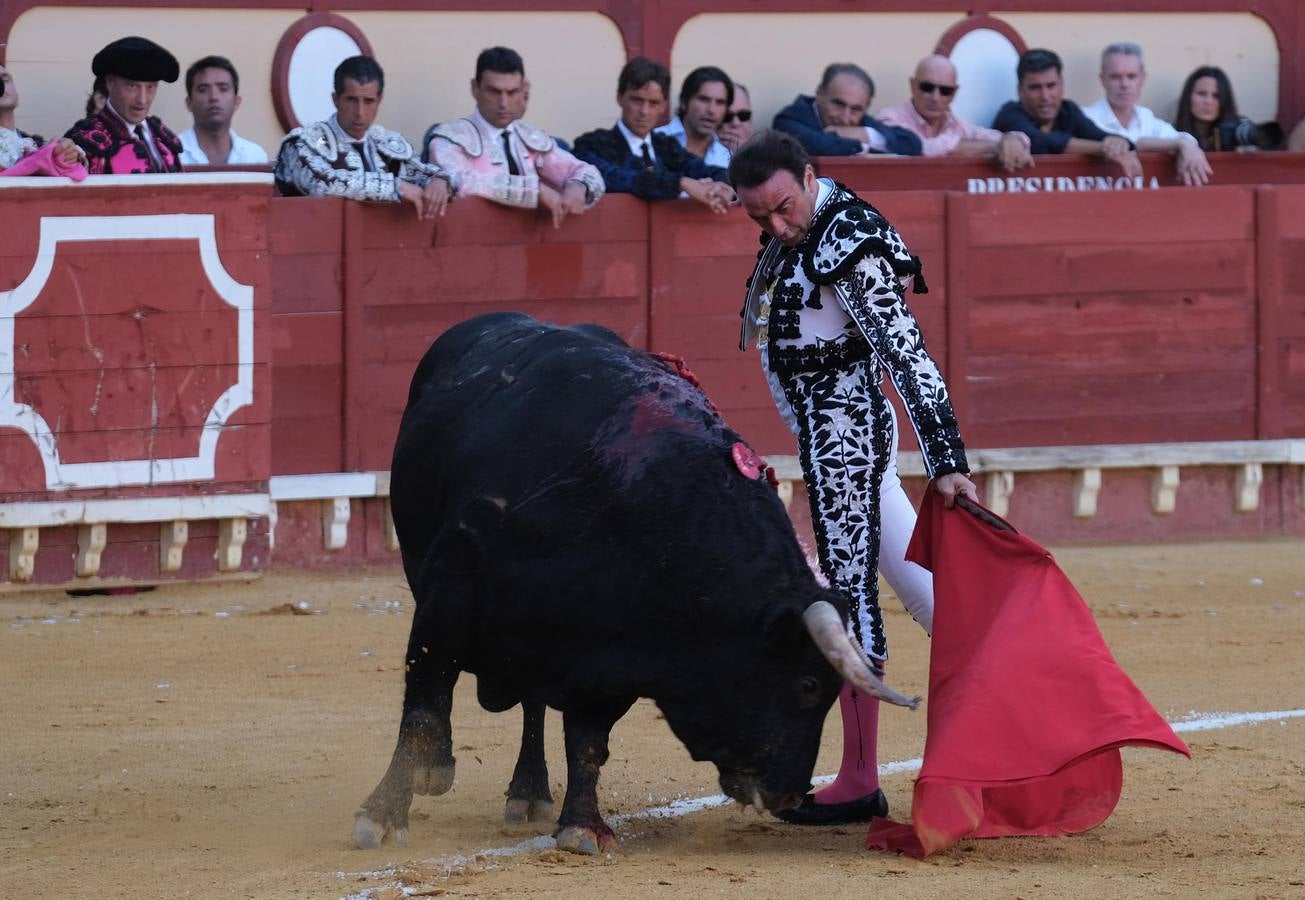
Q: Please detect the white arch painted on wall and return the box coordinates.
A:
[0,214,254,490]
[287,26,364,127]
[949,29,1022,130]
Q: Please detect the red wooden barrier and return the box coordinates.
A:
[947,185,1258,448]
[817,151,1305,195]
[339,194,650,471]
[3,169,1304,586]
[0,181,271,500]
[269,197,345,475]
[1256,184,1305,440]
[0,177,273,585]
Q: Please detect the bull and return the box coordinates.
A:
[353,312,917,855]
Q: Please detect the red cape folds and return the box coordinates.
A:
[866,492,1190,858]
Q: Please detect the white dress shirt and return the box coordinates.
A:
[1083,98,1196,145]
[654,116,731,166]
[178,127,270,165]
[615,118,657,163]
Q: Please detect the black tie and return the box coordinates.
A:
[134,124,160,171]
[640,141,654,169]
[502,130,520,176]
[352,141,374,172]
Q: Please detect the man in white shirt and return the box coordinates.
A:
[178,56,267,166]
[1083,43,1211,186]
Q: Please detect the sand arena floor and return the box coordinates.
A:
[1,538,1303,899]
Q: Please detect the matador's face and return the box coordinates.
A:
[737,165,819,248]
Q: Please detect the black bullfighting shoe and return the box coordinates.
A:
[773,789,888,826]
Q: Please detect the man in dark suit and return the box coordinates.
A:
[774,63,921,157]
[572,57,735,213]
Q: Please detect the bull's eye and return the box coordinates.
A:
[798,676,822,703]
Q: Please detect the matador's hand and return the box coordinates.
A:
[934,472,978,509]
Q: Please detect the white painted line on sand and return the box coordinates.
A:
[339,708,1305,897]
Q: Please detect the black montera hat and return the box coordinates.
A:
[91,36,180,83]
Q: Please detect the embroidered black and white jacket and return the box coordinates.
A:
[274,115,448,202]
[741,179,968,478]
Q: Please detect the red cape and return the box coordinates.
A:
[866,492,1190,858]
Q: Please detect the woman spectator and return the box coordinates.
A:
[1175,66,1279,151]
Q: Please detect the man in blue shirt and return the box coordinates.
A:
[992,48,1142,177]
[773,63,921,157]
[573,57,734,213]
[655,65,734,167]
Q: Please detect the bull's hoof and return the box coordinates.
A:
[555,825,614,856]
[352,814,410,850]
[353,815,384,850]
[412,764,455,796]
[505,798,555,823]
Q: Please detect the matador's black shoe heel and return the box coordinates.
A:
[773,788,888,825]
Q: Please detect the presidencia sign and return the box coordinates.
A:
[968,174,1163,193]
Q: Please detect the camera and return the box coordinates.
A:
[1227,117,1283,151]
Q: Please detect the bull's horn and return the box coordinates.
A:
[802,601,921,710]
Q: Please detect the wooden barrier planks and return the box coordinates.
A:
[0,181,271,499]
[1256,184,1305,439]
[949,186,1259,448]
[269,197,345,475]
[340,195,650,471]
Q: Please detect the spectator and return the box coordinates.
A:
[655,65,733,166]
[65,36,185,174]
[572,57,733,213]
[878,54,1032,171]
[773,63,922,156]
[426,46,603,228]
[1174,66,1280,152]
[718,81,753,153]
[1083,43,1211,186]
[992,48,1142,177]
[177,56,267,166]
[0,64,84,175]
[274,55,451,219]
[84,77,106,119]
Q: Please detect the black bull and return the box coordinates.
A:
[354,312,917,855]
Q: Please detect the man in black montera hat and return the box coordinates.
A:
[65,36,184,174]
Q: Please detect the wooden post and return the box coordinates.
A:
[217,518,247,571]
[986,471,1014,517]
[1072,468,1101,518]
[8,528,39,582]
[75,523,107,577]
[323,497,350,550]
[160,520,188,573]
[1151,465,1180,514]
[1234,463,1263,512]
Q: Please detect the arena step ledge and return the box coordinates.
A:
[764,439,1305,518]
[1,493,270,584]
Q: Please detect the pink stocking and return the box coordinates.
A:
[811,682,880,804]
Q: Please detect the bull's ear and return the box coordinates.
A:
[762,604,807,654]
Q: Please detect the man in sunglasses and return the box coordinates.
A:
[718,82,754,153]
[878,55,1032,172]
